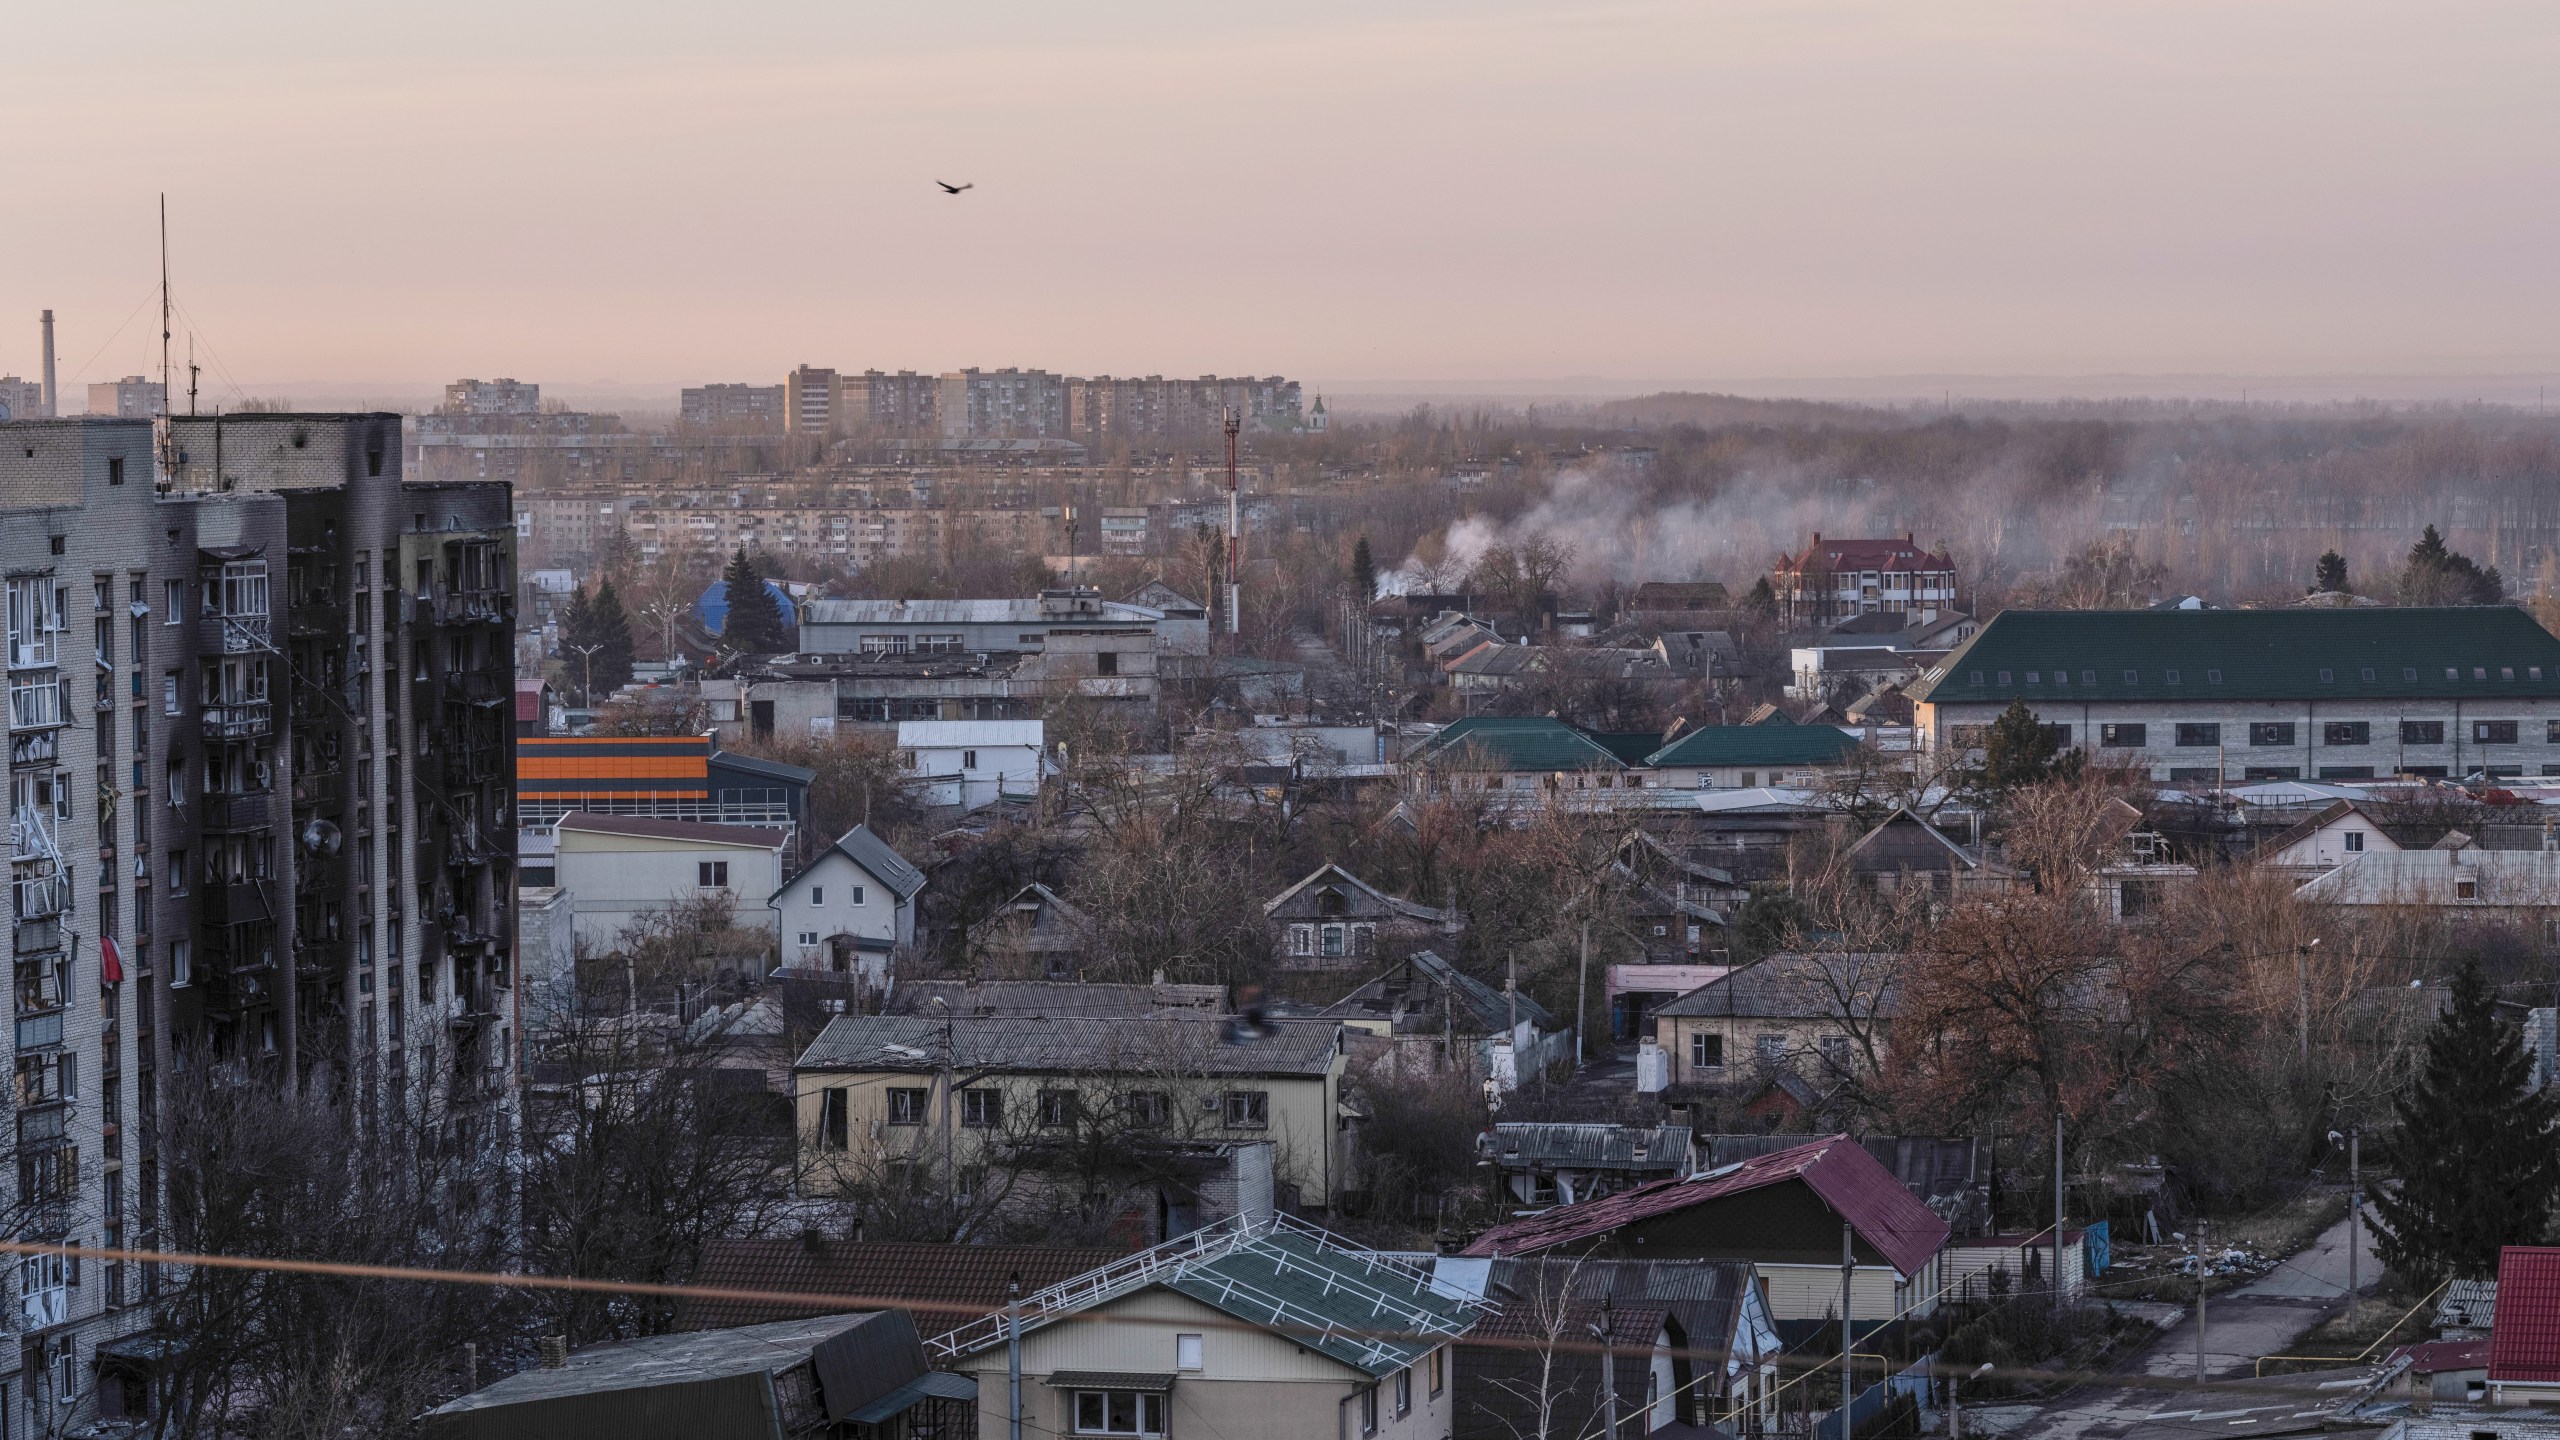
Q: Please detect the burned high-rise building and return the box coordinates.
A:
[0,413,516,1426]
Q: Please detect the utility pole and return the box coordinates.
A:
[2053,1111,2066,1316]
[2347,1129,2361,1326]
[570,642,602,706]
[1006,1271,1025,1440]
[2193,1221,2208,1386]
[1576,915,1591,1066]
[1593,1295,1620,1440]
[1223,406,1241,647]
[1840,1222,1856,1432]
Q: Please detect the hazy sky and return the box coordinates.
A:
[4,1,2557,400]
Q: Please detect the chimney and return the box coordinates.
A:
[539,1336,568,1370]
[1810,531,1820,545]
[39,310,55,417]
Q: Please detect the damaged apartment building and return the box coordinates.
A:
[1,412,517,1428]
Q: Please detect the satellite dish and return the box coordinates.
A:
[300,818,342,856]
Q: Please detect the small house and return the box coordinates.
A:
[769,824,927,988]
[1264,863,1457,969]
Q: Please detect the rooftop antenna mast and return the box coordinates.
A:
[1224,405,1241,645]
[156,194,176,480]
[187,335,199,418]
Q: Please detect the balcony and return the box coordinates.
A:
[287,601,339,640]
[7,729,56,767]
[430,589,508,627]
[12,916,63,957]
[8,676,63,732]
[198,789,274,833]
[202,700,272,739]
[291,769,344,811]
[198,613,272,655]
[293,935,351,979]
[197,877,275,928]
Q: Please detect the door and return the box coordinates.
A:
[750,699,775,739]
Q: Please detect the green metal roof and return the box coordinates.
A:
[1589,731,1668,765]
[1908,607,2560,706]
[1164,1228,1477,1376]
[1645,724,1860,768]
[1412,717,1627,771]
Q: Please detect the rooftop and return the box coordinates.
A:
[1651,953,1902,1021]
[2492,1246,2560,1383]
[554,813,788,849]
[1648,724,1860,769]
[796,1013,1342,1077]
[1910,606,2560,706]
[678,1239,1121,1334]
[1411,716,1627,772]
[1461,1133,1950,1276]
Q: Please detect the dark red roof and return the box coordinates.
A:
[2491,1246,2560,1382]
[1461,1133,1949,1277]
[678,1239,1122,1335]
[1776,536,1954,574]
[514,678,549,724]
[2392,1338,2491,1374]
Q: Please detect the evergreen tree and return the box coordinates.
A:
[719,547,790,655]
[558,586,600,702]
[1351,536,1378,602]
[2313,549,2349,594]
[1742,576,1778,617]
[588,580,636,694]
[2371,957,2560,1282]
[2398,525,2505,606]
[1978,698,2078,794]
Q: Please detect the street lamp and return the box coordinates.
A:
[569,642,603,706]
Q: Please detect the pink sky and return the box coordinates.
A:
[4,1,2556,403]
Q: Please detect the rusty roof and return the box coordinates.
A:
[1460,1133,1949,1277]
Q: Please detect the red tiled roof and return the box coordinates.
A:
[1461,1133,1950,1277]
[2491,1247,2560,1383]
[678,1239,1123,1335]
[1776,536,1955,574]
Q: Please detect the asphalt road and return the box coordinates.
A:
[2000,1208,2383,1440]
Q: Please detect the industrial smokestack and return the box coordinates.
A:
[39,310,56,417]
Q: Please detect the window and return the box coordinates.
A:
[163,580,183,622]
[166,850,185,896]
[809,886,823,908]
[2249,722,2296,747]
[1320,923,1346,957]
[1037,1089,1080,1129]
[2549,719,2560,744]
[2322,721,2371,746]
[2175,723,2221,748]
[2207,668,2223,683]
[819,1089,850,1150]
[169,940,190,988]
[107,456,123,485]
[2362,668,2377,683]
[697,860,730,888]
[1395,1367,1412,1417]
[1094,650,1119,676]
[1689,1032,1724,1069]
[2344,831,2365,853]
[1289,923,1314,957]
[2164,668,2181,684]
[961,1088,1003,1128]
[962,749,978,770]
[849,885,865,905]
[2122,670,2140,684]
[2457,878,2479,900]
[1223,1091,1269,1129]
[796,931,819,946]
[1997,671,2011,686]
[1073,1390,1165,1437]
[1175,1334,1204,1371]
[1358,1384,1380,1436]
[1757,1033,1787,1065]
[886,1087,928,1126]
[1429,1345,1444,1396]
[1969,670,1984,686]
[2099,723,2146,748]
[2319,668,2335,683]
[2404,720,2447,745]
[2475,720,2519,744]
[161,671,179,715]
[2037,724,2072,749]
[1126,1090,1171,1128]
[1820,1034,1852,1072]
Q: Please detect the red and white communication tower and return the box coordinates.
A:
[1223,405,1242,641]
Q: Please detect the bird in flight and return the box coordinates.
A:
[936,180,973,195]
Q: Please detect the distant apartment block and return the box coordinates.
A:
[678,383,785,431]
[1067,374,1304,444]
[785,365,837,436]
[86,376,165,419]
[841,370,940,435]
[938,368,1068,440]
[0,376,44,421]
[441,377,542,416]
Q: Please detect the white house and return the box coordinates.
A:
[769,823,928,986]
[895,719,1045,811]
[551,814,791,952]
[2252,798,2405,877]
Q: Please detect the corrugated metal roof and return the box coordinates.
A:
[1910,606,2560,706]
[1651,953,1900,1020]
[2491,1246,2560,1382]
[897,719,1046,749]
[1648,724,1859,769]
[1412,717,1627,772]
[1460,1134,1950,1277]
[796,1014,1341,1076]
[2294,849,2560,906]
[1162,1227,1477,1376]
[1491,1123,1691,1171]
[679,1240,1121,1334]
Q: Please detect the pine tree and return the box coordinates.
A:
[588,580,636,693]
[2399,525,2506,606]
[1978,698,2078,794]
[719,547,790,655]
[1742,576,1778,617]
[558,586,599,702]
[2370,957,2560,1282]
[1351,536,1378,602]
[2313,550,2348,594]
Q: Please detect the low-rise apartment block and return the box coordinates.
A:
[1912,607,2560,783]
